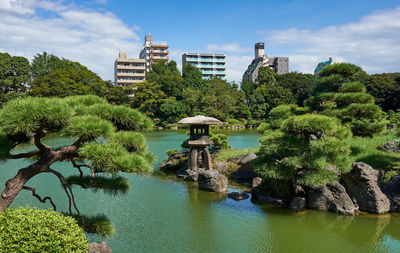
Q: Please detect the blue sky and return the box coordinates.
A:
[1,0,399,82]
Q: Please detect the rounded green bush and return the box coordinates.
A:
[0,207,88,253]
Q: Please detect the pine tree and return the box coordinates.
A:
[0,95,153,235]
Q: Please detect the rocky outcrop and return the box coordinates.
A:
[252,177,262,188]
[378,140,400,153]
[198,170,228,193]
[382,175,400,211]
[342,162,390,214]
[160,150,188,171]
[213,161,228,174]
[176,169,202,181]
[238,152,257,165]
[88,242,112,253]
[228,191,249,201]
[307,181,356,215]
[289,197,306,212]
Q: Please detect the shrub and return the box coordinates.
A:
[0,207,88,253]
[166,148,179,157]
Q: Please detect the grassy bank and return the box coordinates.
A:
[215,146,259,162]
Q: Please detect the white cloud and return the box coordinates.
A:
[225,55,253,83]
[0,0,142,81]
[260,6,400,74]
[206,42,252,53]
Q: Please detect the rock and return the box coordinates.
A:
[198,170,228,193]
[228,191,249,201]
[294,185,306,197]
[160,150,188,171]
[238,152,257,165]
[227,155,245,164]
[88,242,112,253]
[252,177,262,188]
[230,168,258,182]
[378,140,400,153]
[342,162,390,214]
[289,197,306,212]
[308,181,356,215]
[382,175,400,211]
[255,178,293,201]
[170,126,178,130]
[250,193,287,206]
[213,161,228,174]
[176,169,202,181]
[157,127,163,130]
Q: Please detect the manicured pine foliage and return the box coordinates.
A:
[256,114,352,187]
[0,95,153,235]
[305,63,387,136]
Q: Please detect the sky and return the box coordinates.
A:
[0,0,400,83]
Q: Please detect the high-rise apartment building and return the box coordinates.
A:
[114,51,146,86]
[243,42,289,83]
[139,34,169,72]
[182,53,226,79]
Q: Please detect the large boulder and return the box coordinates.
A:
[382,175,400,211]
[160,150,188,170]
[88,242,112,253]
[342,162,390,214]
[176,169,202,181]
[238,152,257,165]
[213,161,228,174]
[378,140,400,153]
[308,181,356,215]
[198,170,228,193]
[289,197,306,212]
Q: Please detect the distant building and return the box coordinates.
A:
[314,57,333,76]
[114,51,146,86]
[182,53,226,79]
[139,34,169,72]
[243,42,289,83]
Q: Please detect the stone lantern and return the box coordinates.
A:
[177,115,222,170]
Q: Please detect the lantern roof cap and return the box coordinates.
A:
[177,115,222,125]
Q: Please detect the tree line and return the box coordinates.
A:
[1,51,399,126]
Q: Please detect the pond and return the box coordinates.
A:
[1,130,400,253]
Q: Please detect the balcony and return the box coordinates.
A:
[151,56,169,60]
[152,49,169,54]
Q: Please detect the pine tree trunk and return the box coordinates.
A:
[0,164,44,212]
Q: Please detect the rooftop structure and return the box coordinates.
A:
[182,53,226,79]
[139,34,169,72]
[178,115,222,170]
[314,57,333,76]
[243,42,289,83]
[114,51,146,86]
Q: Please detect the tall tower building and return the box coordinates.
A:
[243,42,289,83]
[182,53,226,79]
[139,34,169,72]
[114,51,146,86]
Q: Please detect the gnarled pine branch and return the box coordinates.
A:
[22,186,56,211]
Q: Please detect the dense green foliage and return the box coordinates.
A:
[257,114,352,187]
[305,63,386,136]
[0,207,88,253]
[365,73,400,112]
[209,133,231,152]
[0,95,153,235]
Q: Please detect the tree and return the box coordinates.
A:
[305,63,386,136]
[131,81,167,118]
[0,52,31,93]
[248,84,294,119]
[209,133,231,152]
[31,52,87,80]
[0,95,154,235]
[276,72,316,106]
[256,114,352,187]
[365,73,400,111]
[146,60,184,98]
[257,66,277,86]
[159,97,187,124]
[182,63,204,88]
[30,68,110,97]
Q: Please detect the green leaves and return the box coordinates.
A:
[67,175,131,195]
[0,207,88,252]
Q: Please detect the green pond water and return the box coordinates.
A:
[2,130,400,253]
